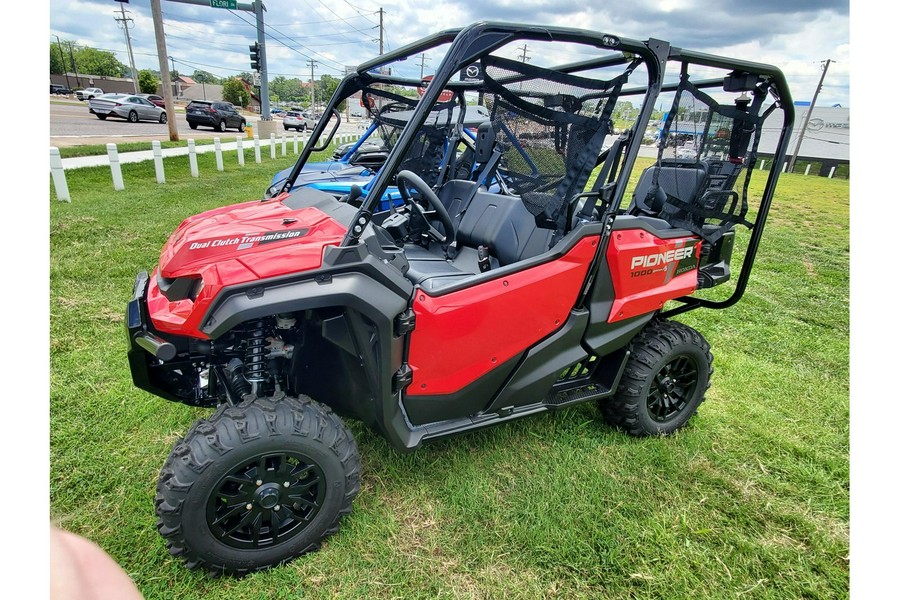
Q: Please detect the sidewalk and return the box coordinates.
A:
[59,134,313,169]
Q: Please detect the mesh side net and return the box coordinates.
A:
[361,87,458,187]
[479,55,627,232]
[650,74,767,243]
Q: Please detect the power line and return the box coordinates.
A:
[226,8,345,72]
[341,0,380,26]
[314,0,380,39]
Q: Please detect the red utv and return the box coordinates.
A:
[126,22,793,576]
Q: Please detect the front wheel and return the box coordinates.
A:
[96,114,107,120]
[155,394,361,576]
[238,120,245,132]
[189,122,198,130]
[128,111,138,123]
[218,119,227,132]
[159,112,168,124]
[601,320,712,436]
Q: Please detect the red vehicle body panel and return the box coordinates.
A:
[147,200,347,338]
[606,228,701,323]
[407,236,599,396]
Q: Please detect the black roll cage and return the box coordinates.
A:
[279,22,794,316]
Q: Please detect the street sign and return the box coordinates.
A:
[210,0,237,9]
[417,75,454,102]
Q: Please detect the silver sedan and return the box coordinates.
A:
[89,94,168,124]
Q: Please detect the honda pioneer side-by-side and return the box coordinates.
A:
[126,22,793,576]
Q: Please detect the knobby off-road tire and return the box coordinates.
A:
[601,320,712,436]
[155,394,361,577]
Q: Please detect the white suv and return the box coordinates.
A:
[282,111,309,131]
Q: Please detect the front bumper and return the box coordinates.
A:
[126,271,198,404]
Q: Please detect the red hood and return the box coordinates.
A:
[160,199,347,282]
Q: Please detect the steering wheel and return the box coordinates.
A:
[395,170,455,246]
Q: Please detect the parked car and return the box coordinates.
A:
[282,111,311,131]
[137,93,165,108]
[185,100,246,132]
[50,84,73,95]
[302,112,320,128]
[88,94,168,123]
[75,87,104,101]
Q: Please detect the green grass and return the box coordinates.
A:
[49,152,849,599]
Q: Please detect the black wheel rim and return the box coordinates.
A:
[647,355,699,423]
[206,452,326,550]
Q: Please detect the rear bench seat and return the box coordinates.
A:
[404,181,553,291]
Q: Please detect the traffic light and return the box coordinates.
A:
[249,42,260,72]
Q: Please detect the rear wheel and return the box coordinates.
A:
[159,112,168,124]
[601,320,712,436]
[155,393,361,577]
[128,111,138,123]
[189,122,198,130]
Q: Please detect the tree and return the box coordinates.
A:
[270,76,307,104]
[223,78,250,108]
[49,42,128,78]
[73,47,128,77]
[50,43,71,74]
[316,74,343,111]
[191,70,221,85]
[138,70,159,94]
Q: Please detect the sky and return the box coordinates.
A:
[47,0,850,107]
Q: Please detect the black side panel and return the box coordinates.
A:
[402,355,520,426]
[485,309,591,413]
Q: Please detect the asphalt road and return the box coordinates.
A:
[49,99,370,148]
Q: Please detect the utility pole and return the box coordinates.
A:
[114,4,139,93]
[54,35,71,90]
[417,53,430,79]
[306,60,318,111]
[788,59,832,172]
[517,44,531,63]
[378,8,384,55]
[253,0,271,121]
[150,0,178,141]
[68,42,81,88]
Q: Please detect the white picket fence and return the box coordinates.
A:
[50,133,362,201]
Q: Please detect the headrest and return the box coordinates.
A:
[475,122,496,163]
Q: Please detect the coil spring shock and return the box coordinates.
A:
[244,320,267,389]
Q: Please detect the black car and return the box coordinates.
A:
[50,84,73,95]
[185,101,246,132]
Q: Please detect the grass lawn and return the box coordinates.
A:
[49,149,849,599]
